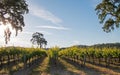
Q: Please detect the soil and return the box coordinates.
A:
[1,57,120,75]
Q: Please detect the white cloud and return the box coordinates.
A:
[38,30,52,35]
[72,40,80,45]
[21,30,52,35]
[29,5,62,24]
[36,25,69,30]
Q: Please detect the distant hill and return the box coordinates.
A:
[76,43,120,48]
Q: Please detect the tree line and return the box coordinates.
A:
[76,43,120,49]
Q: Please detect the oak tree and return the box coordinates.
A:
[95,0,120,32]
[0,0,29,43]
[31,32,47,48]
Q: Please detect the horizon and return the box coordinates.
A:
[0,0,120,48]
[1,42,120,48]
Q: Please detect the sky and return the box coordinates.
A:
[0,0,120,48]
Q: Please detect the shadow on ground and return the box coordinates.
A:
[48,58,80,75]
[62,58,105,75]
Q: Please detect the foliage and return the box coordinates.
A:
[95,0,120,32]
[48,46,60,59]
[59,47,120,59]
[59,46,120,66]
[77,43,120,48]
[31,32,47,48]
[0,47,47,65]
[0,0,29,44]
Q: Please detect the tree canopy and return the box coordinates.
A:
[0,0,28,44]
[95,0,120,32]
[31,32,47,48]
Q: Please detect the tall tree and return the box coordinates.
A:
[95,0,120,32]
[41,38,47,48]
[31,32,47,48]
[0,0,29,44]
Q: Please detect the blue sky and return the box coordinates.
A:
[0,0,120,47]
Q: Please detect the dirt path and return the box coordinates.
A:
[58,58,86,75]
[33,57,102,75]
[30,57,74,75]
[60,58,107,75]
[63,57,120,75]
[61,58,106,75]
[30,57,84,75]
[30,57,49,75]
[0,60,24,75]
[48,58,74,75]
[12,57,120,75]
[13,57,45,75]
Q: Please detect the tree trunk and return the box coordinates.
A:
[0,56,2,66]
[23,55,27,69]
[7,55,10,65]
[105,57,108,67]
[118,56,120,63]
[83,55,86,67]
[98,58,101,65]
[40,43,42,48]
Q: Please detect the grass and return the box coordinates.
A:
[65,57,120,75]
[1,57,119,75]
[0,61,24,75]
[30,57,49,75]
[30,57,120,75]
[86,62,120,75]
[59,58,86,75]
